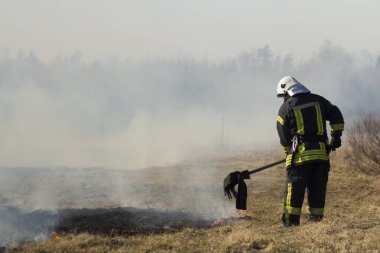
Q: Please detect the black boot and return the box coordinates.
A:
[281,213,300,227]
[306,214,323,222]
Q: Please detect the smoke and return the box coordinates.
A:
[0,165,237,245]
[1,43,379,168]
[0,42,379,245]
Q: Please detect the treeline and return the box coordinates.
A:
[0,42,379,140]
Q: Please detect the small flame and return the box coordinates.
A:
[10,240,17,248]
[51,232,62,241]
[210,218,224,227]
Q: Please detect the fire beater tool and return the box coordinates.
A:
[223,159,286,210]
[224,145,332,210]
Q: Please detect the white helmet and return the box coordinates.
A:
[276,76,310,97]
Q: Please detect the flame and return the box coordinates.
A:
[210,210,251,227]
[51,232,62,241]
[238,209,247,216]
[10,240,17,248]
[210,218,224,227]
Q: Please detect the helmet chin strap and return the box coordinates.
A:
[283,93,290,102]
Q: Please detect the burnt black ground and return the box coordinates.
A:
[55,207,212,236]
[0,206,214,246]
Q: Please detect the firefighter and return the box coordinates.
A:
[276,76,344,226]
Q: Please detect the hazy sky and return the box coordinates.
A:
[1,0,380,61]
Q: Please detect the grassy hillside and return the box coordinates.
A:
[8,147,380,253]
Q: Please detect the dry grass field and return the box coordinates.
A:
[3,145,379,253]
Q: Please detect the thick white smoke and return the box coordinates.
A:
[1,43,379,168]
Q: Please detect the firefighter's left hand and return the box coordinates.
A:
[330,136,341,151]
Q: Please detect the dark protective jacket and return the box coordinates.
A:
[276,92,344,168]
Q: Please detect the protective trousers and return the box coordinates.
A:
[282,162,329,226]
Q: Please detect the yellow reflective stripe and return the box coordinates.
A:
[293,109,304,135]
[284,206,301,215]
[315,104,324,135]
[292,154,329,160]
[295,150,327,156]
[291,155,329,165]
[319,142,326,151]
[281,145,290,153]
[298,142,306,153]
[308,207,324,216]
[286,154,329,167]
[277,115,284,125]
[331,123,344,131]
[286,155,292,166]
[285,146,328,167]
[286,151,327,160]
[286,183,292,207]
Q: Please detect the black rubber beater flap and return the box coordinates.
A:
[236,173,248,210]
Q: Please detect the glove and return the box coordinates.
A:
[330,131,342,151]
